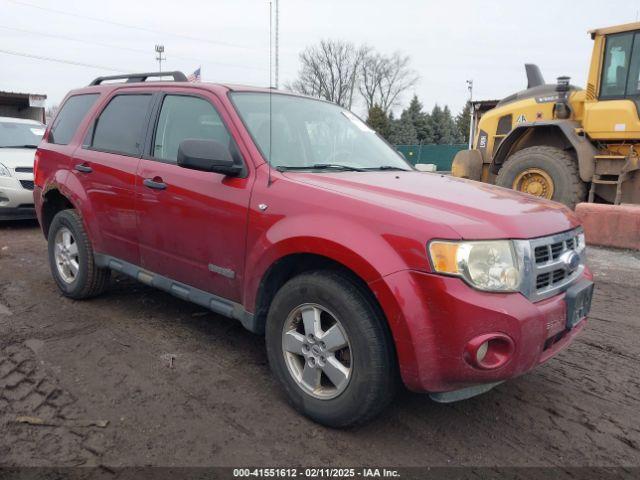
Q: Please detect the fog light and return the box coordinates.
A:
[476,341,489,363]
[465,333,514,370]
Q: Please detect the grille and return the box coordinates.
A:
[15,167,34,173]
[527,229,584,301]
[536,272,551,289]
[533,234,580,266]
[534,245,550,263]
[19,180,35,190]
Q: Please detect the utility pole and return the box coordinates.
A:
[155,45,165,72]
[274,0,279,89]
[466,79,474,149]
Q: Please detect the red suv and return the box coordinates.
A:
[34,72,594,427]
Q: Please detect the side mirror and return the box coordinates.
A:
[177,139,242,176]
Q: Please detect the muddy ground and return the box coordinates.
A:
[0,220,638,470]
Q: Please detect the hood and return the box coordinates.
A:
[284,171,579,240]
[0,148,37,170]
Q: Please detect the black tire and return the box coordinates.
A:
[495,146,586,208]
[47,209,110,299]
[265,271,397,428]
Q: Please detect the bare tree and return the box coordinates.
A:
[45,105,59,124]
[289,40,368,109]
[359,51,419,114]
[359,52,387,111]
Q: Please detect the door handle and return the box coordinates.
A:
[143,178,167,190]
[74,163,93,173]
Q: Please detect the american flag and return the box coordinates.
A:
[187,67,201,82]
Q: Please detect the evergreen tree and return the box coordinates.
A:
[421,111,434,144]
[455,101,472,144]
[427,104,442,144]
[403,95,430,142]
[366,105,391,139]
[393,109,418,145]
[428,104,457,144]
[386,111,401,144]
[440,105,457,144]
[385,95,467,146]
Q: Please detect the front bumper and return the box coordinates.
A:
[0,206,37,220]
[370,268,592,394]
[0,176,35,220]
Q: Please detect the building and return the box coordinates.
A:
[0,91,47,124]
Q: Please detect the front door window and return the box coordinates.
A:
[153,95,231,162]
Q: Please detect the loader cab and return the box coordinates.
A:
[583,23,640,139]
[600,32,640,100]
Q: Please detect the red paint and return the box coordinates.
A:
[34,81,590,395]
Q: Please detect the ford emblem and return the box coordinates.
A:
[560,251,581,272]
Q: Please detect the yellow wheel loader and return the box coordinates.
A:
[452,22,640,207]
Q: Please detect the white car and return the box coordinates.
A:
[0,116,45,220]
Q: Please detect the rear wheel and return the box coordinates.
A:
[48,209,110,299]
[495,146,586,208]
[265,271,396,427]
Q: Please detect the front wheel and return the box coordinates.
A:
[495,146,586,208]
[265,271,397,427]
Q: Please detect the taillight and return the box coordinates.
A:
[34,150,42,186]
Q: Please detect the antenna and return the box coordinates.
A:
[275,0,279,89]
[267,1,273,186]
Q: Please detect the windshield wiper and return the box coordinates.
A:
[363,165,411,171]
[277,163,366,172]
[0,145,39,148]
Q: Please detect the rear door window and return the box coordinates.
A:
[49,94,99,145]
[90,94,153,156]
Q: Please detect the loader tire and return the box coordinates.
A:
[496,146,586,208]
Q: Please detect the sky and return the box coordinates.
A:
[1,0,638,117]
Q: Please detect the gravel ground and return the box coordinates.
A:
[0,219,639,470]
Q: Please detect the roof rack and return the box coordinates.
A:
[89,71,188,86]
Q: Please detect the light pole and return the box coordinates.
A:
[155,45,165,72]
[466,79,474,149]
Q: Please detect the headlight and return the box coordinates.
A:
[428,240,522,292]
[0,163,11,177]
[577,232,586,251]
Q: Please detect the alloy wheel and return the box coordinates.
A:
[281,303,352,400]
[54,227,79,284]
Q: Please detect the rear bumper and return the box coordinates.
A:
[370,268,592,394]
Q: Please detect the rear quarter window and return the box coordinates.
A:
[49,94,99,145]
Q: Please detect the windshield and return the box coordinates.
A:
[230,92,411,171]
[0,120,45,148]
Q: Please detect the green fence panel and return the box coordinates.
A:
[395,144,467,171]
